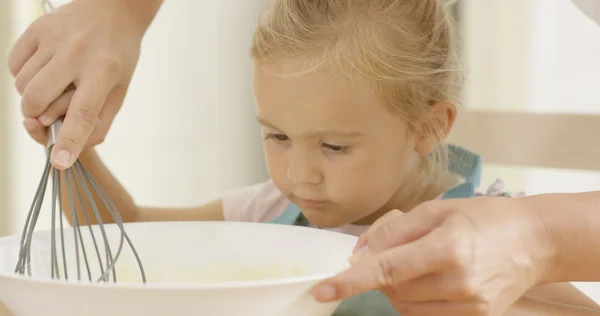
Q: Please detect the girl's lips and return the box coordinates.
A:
[296,197,329,207]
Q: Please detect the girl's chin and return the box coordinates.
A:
[300,208,352,229]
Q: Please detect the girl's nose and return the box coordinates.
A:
[286,148,323,185]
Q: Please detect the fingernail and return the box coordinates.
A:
[353,238,366,253]
[38,114,51,126]
[349,245,370,264]
[313,284,337,302]
[53,150,72,168]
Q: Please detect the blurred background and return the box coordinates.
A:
[1,0,599,300]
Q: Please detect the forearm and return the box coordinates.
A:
[59,148,139,226]
[506,296,600,315]
[527,191,600,283]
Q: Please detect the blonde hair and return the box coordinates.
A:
[251,0,463,187]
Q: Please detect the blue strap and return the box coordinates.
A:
[270,203,302,225]
[443,144,482,199]
[447,144,482,185]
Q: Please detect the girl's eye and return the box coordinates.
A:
[322,142,349,154]
[264,133,289,142]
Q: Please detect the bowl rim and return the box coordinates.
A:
[0,221,357,291]
[0,270,340,291]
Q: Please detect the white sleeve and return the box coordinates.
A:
[221,179,291,223]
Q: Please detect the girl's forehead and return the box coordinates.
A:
[256,71,367,115]
[253,61,372,98]
[253,66,407,136]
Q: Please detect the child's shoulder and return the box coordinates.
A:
[221,179,291,223]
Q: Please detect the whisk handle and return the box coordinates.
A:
[46,118,63,149]
[41,0,59,151]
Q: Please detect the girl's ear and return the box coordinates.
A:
[415,100,457,155]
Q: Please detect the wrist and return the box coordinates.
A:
[519,195,558,285]
[507,296,543,315]
[81,0,163,37]
[530,191,600,283]
[119,0,164,36]
[509,295,600,315]
[523,192,600,284]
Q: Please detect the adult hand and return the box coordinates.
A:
[312,196,556,316]
[8,0,151,169]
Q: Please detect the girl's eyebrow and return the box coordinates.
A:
[256,117,279,130]
[304,130,364,138]
[256,117,364,138]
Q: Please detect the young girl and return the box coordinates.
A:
[23,0,599,315]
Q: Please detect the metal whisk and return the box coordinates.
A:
[14,0,146,284]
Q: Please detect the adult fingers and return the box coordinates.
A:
[21,50,78,118]
[384,272,477,303]
[49,72,116,169]
[14,51,50,96]
[23,118,47,145]
[352,209,404,254]
[313,230,445,302]
[371,209,405,230]
[88,84,127,146]
[7,22,40,76]
[41,83,125,149]
[356,201,450,255]
[383,274,446,302]
[38,89,76,126]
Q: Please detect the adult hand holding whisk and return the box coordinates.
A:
[13,0,147,285]
[10,0,163,170]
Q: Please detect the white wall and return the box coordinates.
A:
[97,0,269,207]
[460,0,532,192]
[526,0,600,195]
[0,0,14,238]
[3,0,35,239]
[460,0,600,194]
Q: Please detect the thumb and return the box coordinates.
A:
[50,79,110,170]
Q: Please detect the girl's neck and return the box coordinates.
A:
[352,159,458,226]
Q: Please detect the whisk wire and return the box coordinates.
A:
[50,166,58,278]
[58,169,68,279]
[72,163,116,282]
[14,156,51,276]
[77,161,146,282]
[15,140,147,283]
[66,169,84,281]
[71,167,103,282]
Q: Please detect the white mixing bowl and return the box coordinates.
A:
[0,221,357,316]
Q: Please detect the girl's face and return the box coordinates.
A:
[252,62,437,228]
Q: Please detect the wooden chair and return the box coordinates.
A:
[448,110,600,171]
